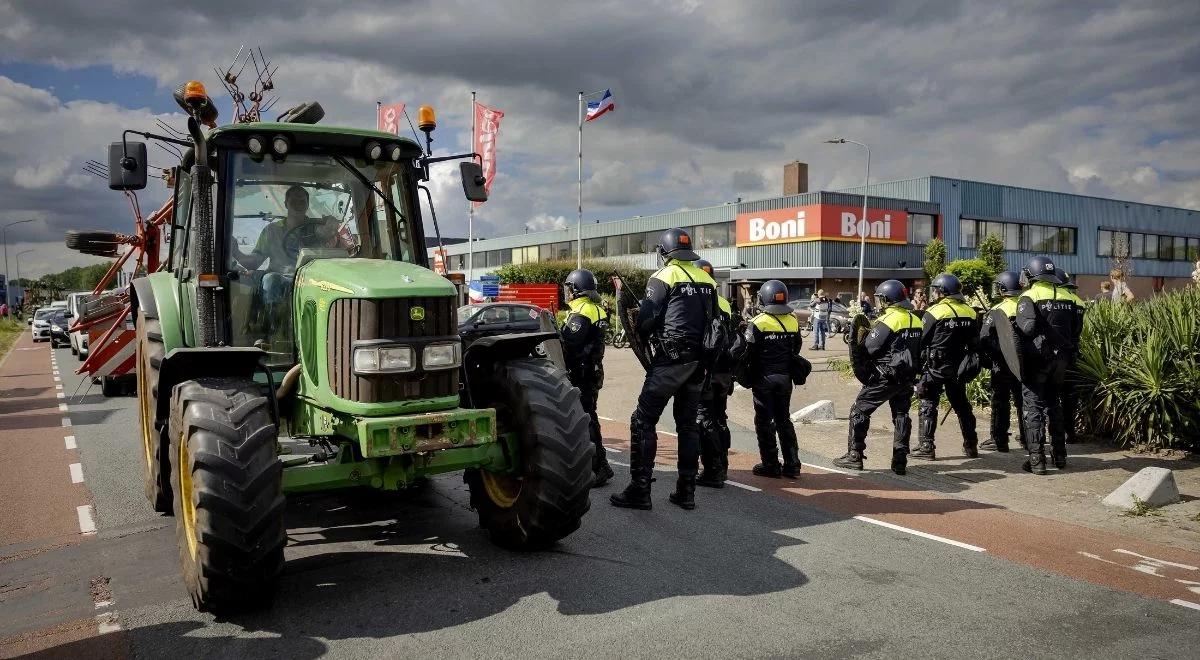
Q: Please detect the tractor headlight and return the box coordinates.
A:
[388,144,402,161]
[272,135,290,155]
[353,345,414,374]
[422,342,461,370]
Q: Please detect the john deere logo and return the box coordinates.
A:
[410,306,425,321]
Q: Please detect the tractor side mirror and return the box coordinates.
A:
[460,162,488,203]
[108,141,148,191]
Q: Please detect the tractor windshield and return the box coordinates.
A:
[224,151,420,365]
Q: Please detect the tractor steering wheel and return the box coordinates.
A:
[281,220,328,260]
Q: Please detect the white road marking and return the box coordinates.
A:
[96,611,121,634]
[854,515,985,552]
[802,462,854,475]
[93,600,113,610]
[57,392,65,399]
[660,430,678,437]
[1170,599,1200,611]
[61,417,72,427]
[725,480,762,492]
[598,415,615,421]
[55,383,63,390]
[65,435,76,449]
[53,376,61,382]
[76,505,96,535]
[604,446,621,453]
[610,460,630,466]
[69,463,84,483]
[58,403,69,412]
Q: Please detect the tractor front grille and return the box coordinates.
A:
[327,296,459,403]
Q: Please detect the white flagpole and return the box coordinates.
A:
[468,91,476,285]
[577,91,584,269]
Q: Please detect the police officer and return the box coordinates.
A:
[978,271,1026,452]
[611,228,719,510]
[743,280,809,478]
[694,259,738,488]
[913,273,981,460]
[1053,267,1087,446]
[833,280,923,474]
[559,268,614,487]
[1015,256,1083,474]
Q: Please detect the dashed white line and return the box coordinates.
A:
[610,460,630,467]
[76,505,97,535]
[853,515,985,552]
[56,392,65,399]
[55,383,63,390]
[65,435,77,450]
[1170,599,1200,612]
[61,417,72,427]
[93,600,114,610]
[802,462,854,475]
[69,463,84,483]
[58,403,69,412]
[96,611,121,634]
[53,376,61,382]
[725,480,762,492]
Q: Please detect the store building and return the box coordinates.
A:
[433,164,1199,305]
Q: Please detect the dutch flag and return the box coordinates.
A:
[585,89,615,122]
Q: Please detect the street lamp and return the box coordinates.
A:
[825,138,871,301]
[13,249,33,313]
[3,219,36,317]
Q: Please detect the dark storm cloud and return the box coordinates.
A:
[1,0,1198,275]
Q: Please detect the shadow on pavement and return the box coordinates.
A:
[0,412,69,430]
[0,386,51,399]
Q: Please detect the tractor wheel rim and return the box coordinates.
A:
[178,431,199,559]
[481,470,521,508]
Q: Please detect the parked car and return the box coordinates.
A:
[457,302,566,370]
[30,306,63,342]
[49,310,70,348]
[789,299,851,332]
[66,291,96,359]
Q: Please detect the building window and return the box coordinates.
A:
[1188,237,1200,262]
[485,250,502,268]
[473,252,487,269]
[1102,230,1200,261]
[582,237,606,258]
[958,218,977,249]
[539,244,554,261]
[696,222,735,249]
[1158,235,1174,261]
[1140,234,1157,259]
[552,241,575,261]
[606,234,629,256]
[500,249,512,265]
[908,213,936,245]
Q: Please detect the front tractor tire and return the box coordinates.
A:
[136,312,172,512]
[466,358,593,550]
[168,377,285,612]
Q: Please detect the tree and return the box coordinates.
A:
[977,233,1006,276]
[946,258,994,305]
[923,238,947,281]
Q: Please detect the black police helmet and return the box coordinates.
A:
[1022,255,1058,284]
[564,268,597,300]
[930,273,962,299]
[993,271,1022,297]
[1052,267,1077,289]
[874,279,908,307]
[657,227,700,262]
[757,279,792,314]
[694,259,714,277]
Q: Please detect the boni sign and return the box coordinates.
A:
[735,203,912,247]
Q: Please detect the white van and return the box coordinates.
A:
[67,291,96,360]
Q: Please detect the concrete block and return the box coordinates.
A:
[791,399,835,423]
[1101,467,1180,510]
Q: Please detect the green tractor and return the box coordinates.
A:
[108,82,593,611]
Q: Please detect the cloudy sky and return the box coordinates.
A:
[1,0,1197,278]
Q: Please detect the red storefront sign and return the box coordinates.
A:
[735,204,917,247]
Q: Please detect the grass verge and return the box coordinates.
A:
[0,317,25,363]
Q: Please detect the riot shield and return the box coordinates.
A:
[990,308,1026,382]
[612,274,652,372]
[847,313,875,384]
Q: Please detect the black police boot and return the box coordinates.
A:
[752,463,782,478]
[910,442,936,460]
[1022,448,1048,476]
[832,450,864,471]
[963,443,979,459]
[781,439,801,478]
[979,437,997,451]
[591,452,615,488]
[1051,442,1067,470]
[668,475,697,510]
[610,474,653,509]
[611,421,654,509]
[697,468,725,488]
[890,448,907,475]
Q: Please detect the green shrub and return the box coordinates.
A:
[1074,287,1200,452]
[977,233,1007,275]
[945,258,996,299]
[923,238,947,282]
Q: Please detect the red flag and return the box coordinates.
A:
[473,101,504,206]
[377,102,406,134]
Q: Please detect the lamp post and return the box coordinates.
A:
[3,219,36,317]
[825,139,871,301]
[14,249,33,314]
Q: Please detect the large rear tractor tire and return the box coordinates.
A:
[168,378,285,612]
[465,358,593,550]
[136,312,171,513]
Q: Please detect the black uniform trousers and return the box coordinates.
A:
[630,359,703,480]
[1056,376,1079,444]
[1020,357,1068,458]
[848,379,914,455]
[989,367,1025,449]
[698,383,731,476]
[917,377,978,449]
[574,376,607,471]
[752,374,798,469]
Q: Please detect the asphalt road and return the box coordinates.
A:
[2,334,1198,659]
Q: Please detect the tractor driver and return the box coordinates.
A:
[232,185,349,274]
